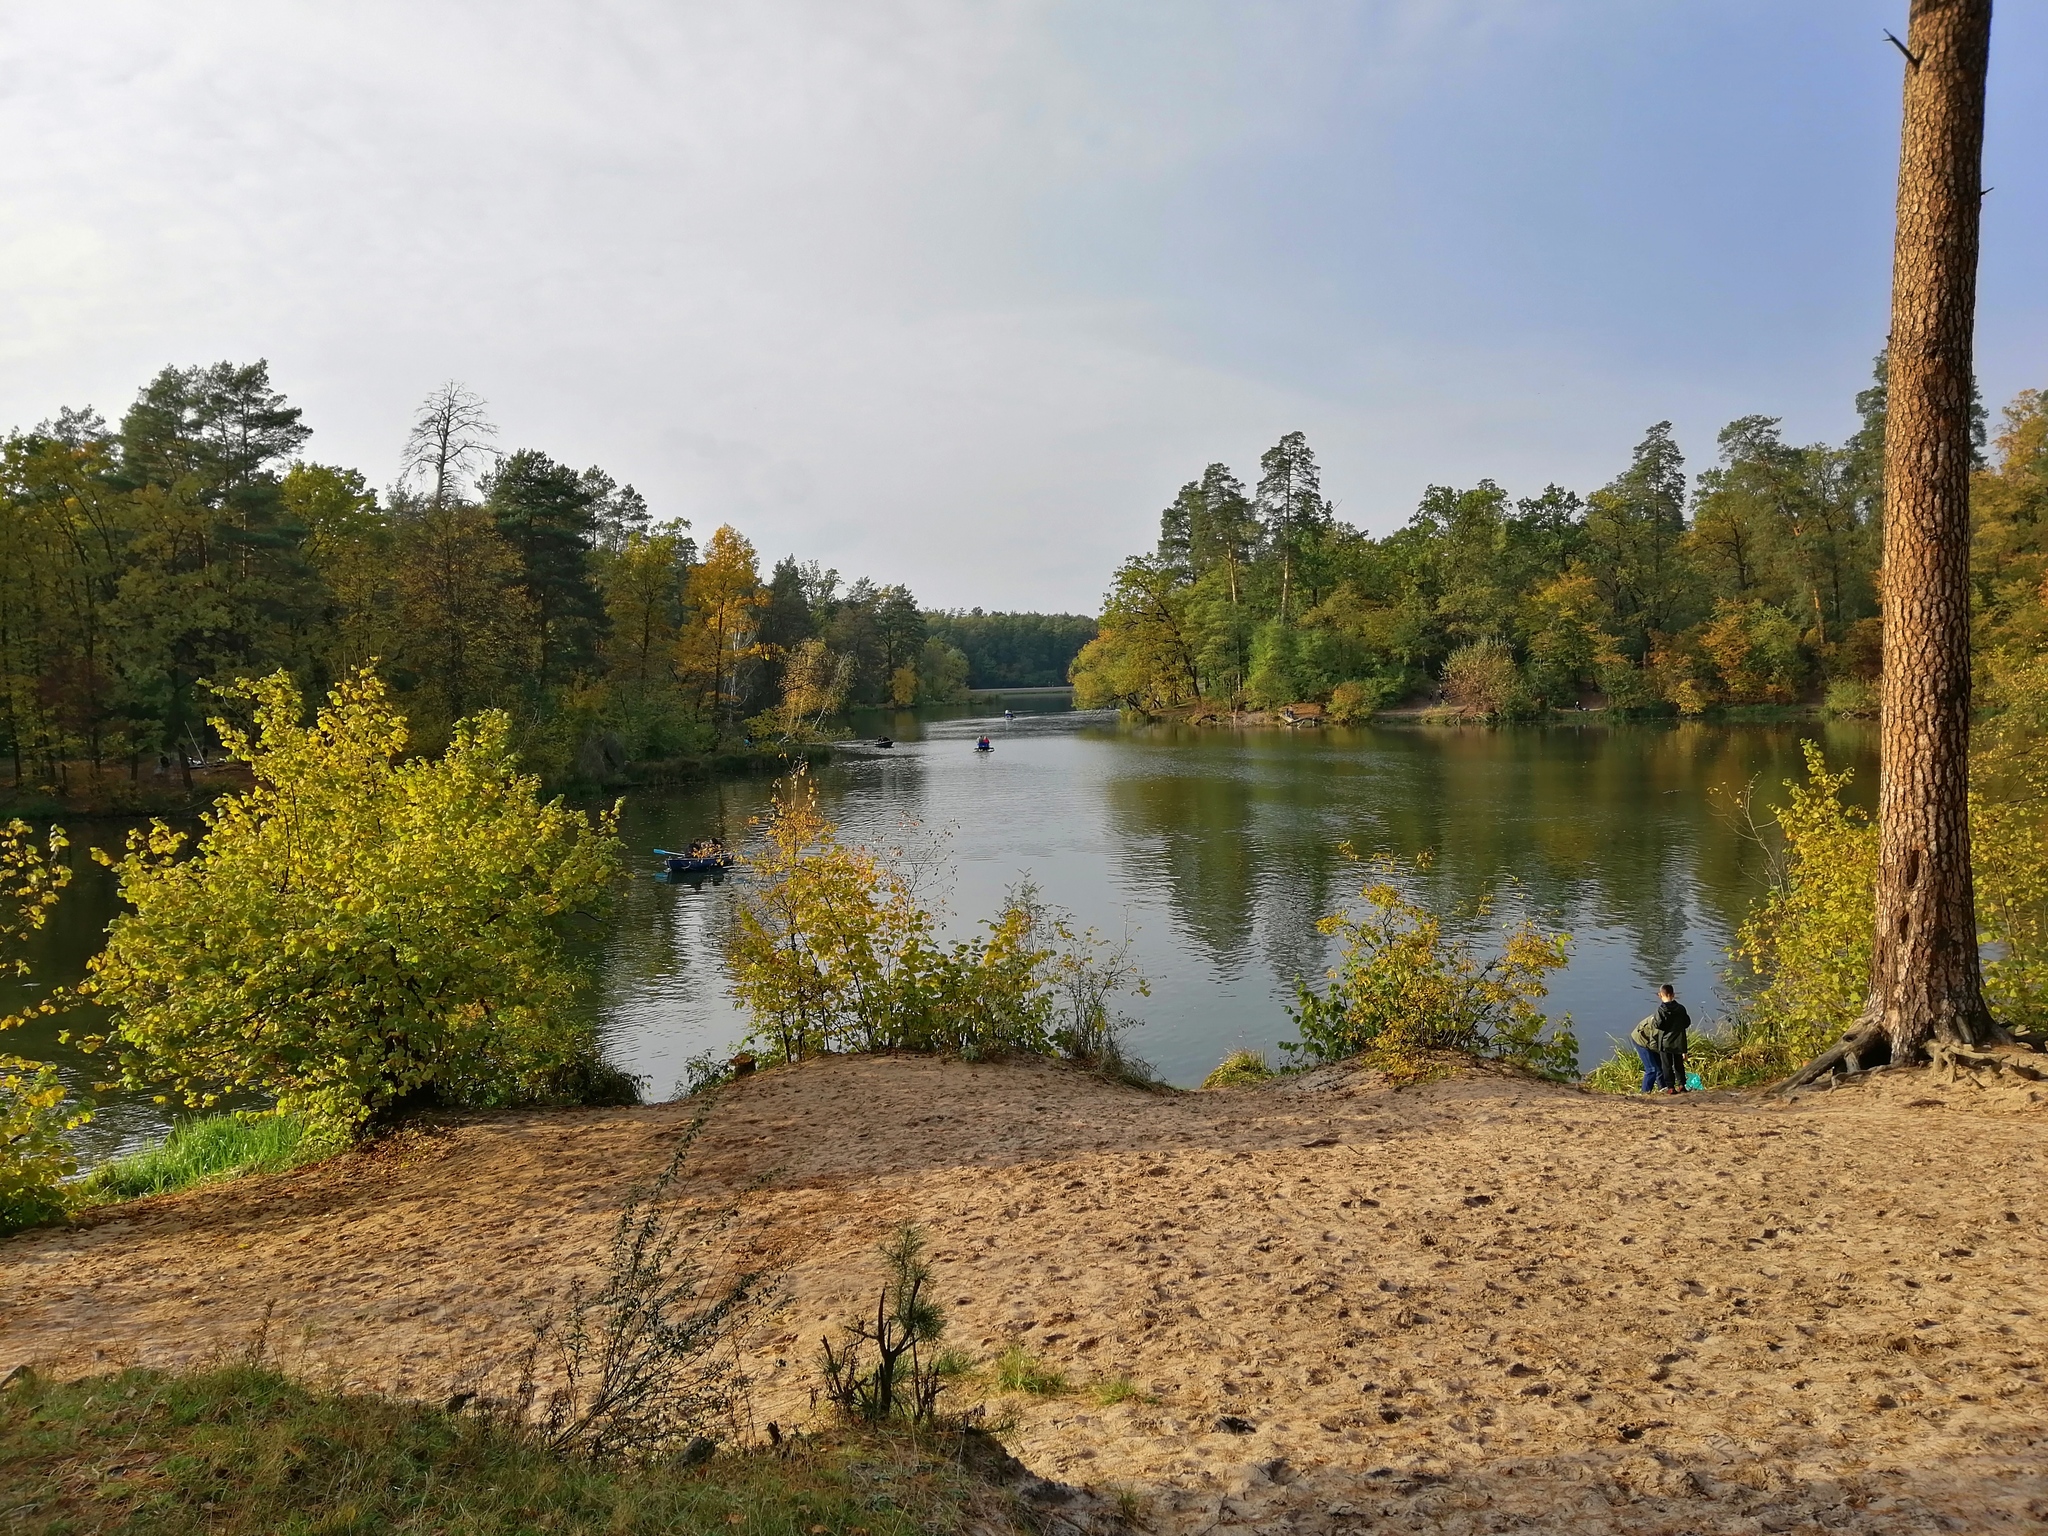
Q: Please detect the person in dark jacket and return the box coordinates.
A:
[1652,984,1691,1093]
[1628,984,1692,1093]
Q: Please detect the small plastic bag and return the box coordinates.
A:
[1685,1072,1704,1091]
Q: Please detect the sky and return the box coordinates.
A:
[1,2,2041,613]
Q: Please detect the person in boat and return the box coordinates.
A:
[976,736,992,750]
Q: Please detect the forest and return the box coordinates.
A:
[1072,354,2048,722]
[0,366,1097,800]
[925,610,1097,689]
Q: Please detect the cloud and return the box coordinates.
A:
[1,2,2040,609]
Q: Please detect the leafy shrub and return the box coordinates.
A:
[85,669,622,1131]
[1698,598,1807,705]
[1441,640,1531,719]
[1326,676,1401,723]
[728,774,1147,1067]
[1597,656,1666,715]
[821,1225,950,1424]
[1286,853,1577,1081]
[1713,743,1876,1079]
[1,818,84,1235]
[1973,656,2048,1029]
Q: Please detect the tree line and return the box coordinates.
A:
[924,610,1097,689]
[1072,355,2045,723]
[0,367,1069,797]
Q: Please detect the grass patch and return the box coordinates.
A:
[1582,1030,1759,1094]
[1087,1375,1149,1407]
[930,1347,977,1379]
[73,1113,341,1206]
[991,1347,1066,1397]
[1201,1050,1273,1089]
[0,1364,1016,1536]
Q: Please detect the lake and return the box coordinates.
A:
[6,702,1878,1160]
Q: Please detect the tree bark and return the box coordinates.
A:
[1856,0,1997,1064]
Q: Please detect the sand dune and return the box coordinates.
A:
[4,1054,2044,1533]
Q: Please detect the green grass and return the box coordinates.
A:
[990,1348,1066,1397]
[73,1113,341,1207]
[0,1364,1017,1536]
[1582,1030,1778,1094]
[1200,1050,1273,1089]
[1086,1375,1148,1407]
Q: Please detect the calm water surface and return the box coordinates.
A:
[596,703,1877,1098]
[8,702,1877,1159]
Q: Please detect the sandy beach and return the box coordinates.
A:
[4,1054,2044,1534]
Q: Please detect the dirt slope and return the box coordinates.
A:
[4,1055,2045,1534]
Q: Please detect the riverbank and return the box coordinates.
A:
[1146,701,1840,730]
[0,742,835,818]
[5,1053,2041,1532]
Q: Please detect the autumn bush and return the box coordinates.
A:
[1285,853,1578,1081]
[1440,639,1534,719]
[0,818,84,1235]
[727,773,1148,1072]
[84,668,625,1132]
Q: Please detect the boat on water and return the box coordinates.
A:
[974,737,994,752]
[656,839,735,877]
[875,736,894,748]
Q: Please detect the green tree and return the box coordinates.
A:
[1586,421,1693,655]
[393,505,536,731]
[86,669,621,1129]
[486,450,609,684]
[1256,432,1332,620]
[1069,557,1202,711]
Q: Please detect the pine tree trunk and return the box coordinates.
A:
[1809,0,1997,1082]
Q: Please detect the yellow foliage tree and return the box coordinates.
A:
[1286,852,1577,1081]
[727,773,1147,1068]
[678,526,768,732]
[85,668,622,1129]
[0,818,84,1232]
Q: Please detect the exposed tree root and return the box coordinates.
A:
[1779,1025,1892,1093]
[1781,1022,2043,1094]
[1926,1041,2047,1085]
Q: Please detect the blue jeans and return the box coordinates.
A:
[1636,1043,1673,1092]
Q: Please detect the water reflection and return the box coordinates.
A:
[7,703,1878,1154]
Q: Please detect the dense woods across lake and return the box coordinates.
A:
[925,610,1097,689]
[0,369,1098,801]
[1073,355,2048,722]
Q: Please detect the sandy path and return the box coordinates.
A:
[4,1055,2045,1533]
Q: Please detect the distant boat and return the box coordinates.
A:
[656,839,735,877]
[875,737,894,748]
[974,737,994,752]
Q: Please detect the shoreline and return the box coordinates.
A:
[1129,701,1852,730]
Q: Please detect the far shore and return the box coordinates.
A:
[1118,699,1855,730]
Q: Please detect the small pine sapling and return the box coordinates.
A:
[821,1225,949,1424]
